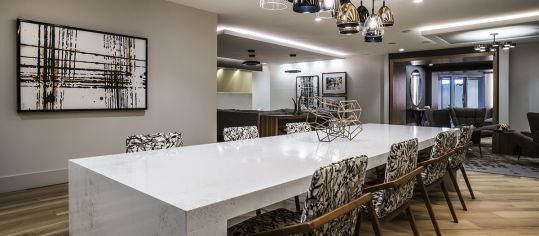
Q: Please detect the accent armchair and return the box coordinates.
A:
[513,112,539,159]
[449,107,500,157]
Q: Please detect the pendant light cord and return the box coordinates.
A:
[371,0,375,14]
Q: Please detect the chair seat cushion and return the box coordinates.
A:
[228,208,301,236]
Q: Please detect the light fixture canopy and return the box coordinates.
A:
[290,0,321,13]
[377,0,394,27]
[259,0,288,10]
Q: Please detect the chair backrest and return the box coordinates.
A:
[126,132,183,153]
[423,131,457,185]
[300,156,368,236]
[373,138,419,218]
[449,108,486,127]
[223,126,259,142]
[425,109,452,128]
[450,126,474,168]
[286,122,312,134]
[528,112,539,143]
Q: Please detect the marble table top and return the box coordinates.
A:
[70,124,448,212]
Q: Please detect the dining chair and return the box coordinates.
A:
[224,126,260,142]
[447,126,475,211]
[284,122,312,212]
[416,131,458,236]
[227,155,382,236]
[286,122,312,134]
[126,132,183,153]
[362,138,424,236]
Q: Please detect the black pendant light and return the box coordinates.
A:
[288,0,320,13]
[285,54,302,73]
[356,0,370,26]
[242,50,261,66]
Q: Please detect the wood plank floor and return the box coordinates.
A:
[1,172,538,235]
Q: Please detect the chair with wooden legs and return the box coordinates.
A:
[126,132,183,153]
[223,126,259,142]
[362,138,424,236]
[285,122,312,213]
[416,131,458,236]
[447,126,476,211]
[286,122,312,134]
[227,156,382,236]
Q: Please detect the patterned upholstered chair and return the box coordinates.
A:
[362,138,424,236]
[126,132,183,153]
[286,122,312,134]
[416,131,458,236]
[228,156,382,236]
[447,126,475,211]
[223,126,260,142]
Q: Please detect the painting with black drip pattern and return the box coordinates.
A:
[17,20,148,111]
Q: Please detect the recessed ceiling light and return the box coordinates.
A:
[418,10,539,32]
[429,63,434,66]
[413,0,423,3]
[399,48,405,52]
[314,17,322,22]
[217,26,347,57]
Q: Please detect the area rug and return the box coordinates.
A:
[464,138,539,179]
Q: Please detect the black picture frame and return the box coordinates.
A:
[321,72,347,95]
[17,19,149,112]
[296,75,319,109]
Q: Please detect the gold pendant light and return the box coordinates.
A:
[377,0,394,27]
[336,0,360,34]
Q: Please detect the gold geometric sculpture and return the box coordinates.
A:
[307,97,363,142]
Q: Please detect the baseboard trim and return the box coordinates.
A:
[0,169,67,193]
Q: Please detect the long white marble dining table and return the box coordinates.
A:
[69,123,449,236]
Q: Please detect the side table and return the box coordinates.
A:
[492,131,518,155]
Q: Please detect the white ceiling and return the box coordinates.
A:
[168,0,539,57]
[218,33,337,64]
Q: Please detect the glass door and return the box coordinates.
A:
[438,75,485,109]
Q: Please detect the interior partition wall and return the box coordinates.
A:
[388,47,498,125]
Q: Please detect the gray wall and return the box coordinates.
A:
[0,0,217,192]
[509,42,539,131]
[269,55,385,123]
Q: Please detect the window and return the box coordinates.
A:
[438,74,485,109]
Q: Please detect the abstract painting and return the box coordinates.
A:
[296,75,319,109]
[322,72,347,95]
[17,20,147,111]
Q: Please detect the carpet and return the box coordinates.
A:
[464,138,539,179]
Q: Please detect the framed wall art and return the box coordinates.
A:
[296,75,319,109]
[321,72,347,95]
[17,19,148,112]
